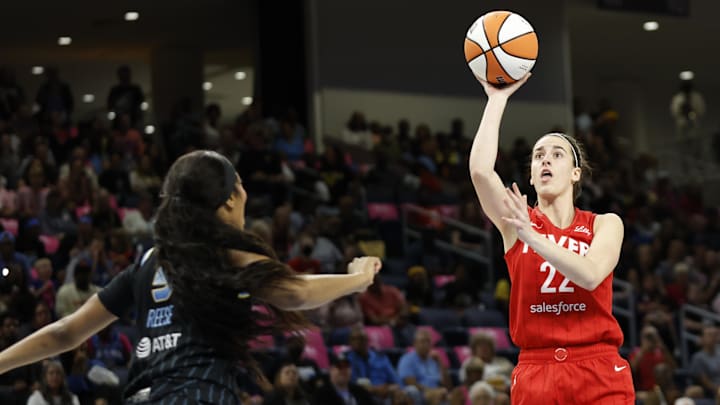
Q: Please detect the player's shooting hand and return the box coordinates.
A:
[477,73,531,100]
[501,182,533,242]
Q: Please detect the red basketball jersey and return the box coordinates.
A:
[504,207,623,349]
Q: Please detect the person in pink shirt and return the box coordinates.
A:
[359,275,406,326]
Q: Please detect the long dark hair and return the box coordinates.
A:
[39,360,74,405]
[153,150,307,366]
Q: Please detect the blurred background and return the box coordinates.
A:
[0,0,718,404]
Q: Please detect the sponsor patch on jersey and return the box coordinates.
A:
[146,305,174,328]
[151,268,172,303]
[135,333,182,359]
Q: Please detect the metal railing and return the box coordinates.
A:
[612,278,637,348]
[679,305,720,367]
[401,204,494,289]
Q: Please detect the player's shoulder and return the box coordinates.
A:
[592,212,624,233]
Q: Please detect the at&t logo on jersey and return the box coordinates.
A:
[135,333,182,359]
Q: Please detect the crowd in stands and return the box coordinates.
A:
[0,63,719,405]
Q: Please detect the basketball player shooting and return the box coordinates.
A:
[468,73,635,404]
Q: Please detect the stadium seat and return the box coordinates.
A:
[418,307,462,329]
[298,328,329,370]
[442,327,469,347]
[39,235,60,254]
[364,326,395,350]
[463,308,506,327]
[453,346,472,365]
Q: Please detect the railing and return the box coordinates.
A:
[679,305,720,367]
[401,204,494,289]
[612,278,637,348]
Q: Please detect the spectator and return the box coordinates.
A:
[203,104,222,149]
[263,364,311,405]
[0,232,31,284]
[690,326,720,397]
[15,218,46,262]
[129,154,162,196]
[264,334,320,391]
[311,294,363,330]
[630,325,677,393]
[397,329,451,405]
[29,258,56,312]
[121,192,155,241]
[345,326,401,402]
[17,160,50,219]
[287,234,322,274]
[55,260,100,318]
[460,333,513,389]
[2,263,36,325]
[466,380,503,405]
[107,65,144,129]
[288,232,343,274]
[87,325,132,382]
[0,67,25,121]
[17,138,57,187]
[449,357,484,405]
[98,153,132,206]
[39,188,76,237]
[274,112,305,163]
[311,355,376,405]
[405,266,433,308]
[0,313,36,405]
[17,301,51,339]
[359,275,406,327]
[26,360,79,405]
[90,189,121,233]
[643,363,681,405]
[59,156,94,211]
[35,67,73,123]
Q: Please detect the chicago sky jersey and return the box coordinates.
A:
[98,248,241,404]
[504,207,623,349]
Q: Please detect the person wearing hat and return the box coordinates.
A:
[311,355,376,405]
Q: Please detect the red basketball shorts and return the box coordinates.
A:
[510,344,635,405]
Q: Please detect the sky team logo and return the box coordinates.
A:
[151,268,172,303]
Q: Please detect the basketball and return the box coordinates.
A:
[464,10,538,85]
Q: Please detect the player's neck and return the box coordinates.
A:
[537,196,576,229]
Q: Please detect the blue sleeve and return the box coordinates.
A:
[382,356,400,385]
[397,354,415,385]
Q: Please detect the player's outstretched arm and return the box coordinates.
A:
[231,252,381,311]
[469,74,530,251]
[0,295,117,375]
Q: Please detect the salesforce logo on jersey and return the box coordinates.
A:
[529,301,587,316]
[136,333,182,359]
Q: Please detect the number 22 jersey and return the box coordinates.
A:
[503,207,623,350]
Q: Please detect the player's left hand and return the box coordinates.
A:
[501,182,534,242]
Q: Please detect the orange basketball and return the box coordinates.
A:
[464,10,538,85]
